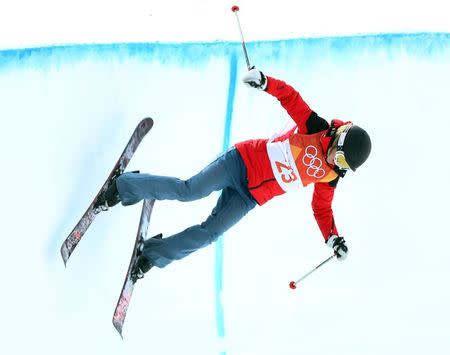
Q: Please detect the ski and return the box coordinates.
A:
[60,117,154,265]
[112,199,155,337]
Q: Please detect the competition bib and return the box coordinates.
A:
[267,129,338,191]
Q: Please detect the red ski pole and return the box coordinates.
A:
[289,254,336,290]
[231,5,252,70]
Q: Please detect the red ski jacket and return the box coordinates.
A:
[235,76,345,240]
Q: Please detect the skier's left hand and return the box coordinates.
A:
[327,235,348,260]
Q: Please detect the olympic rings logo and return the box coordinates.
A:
[302,145,326,178]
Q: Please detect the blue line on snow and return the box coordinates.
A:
[215,51,238,355]
[1,33,449,72]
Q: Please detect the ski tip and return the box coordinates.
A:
[141,117,153,126]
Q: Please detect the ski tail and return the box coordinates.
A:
[112,199,155,337]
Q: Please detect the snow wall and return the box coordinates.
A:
[1,33,450,355]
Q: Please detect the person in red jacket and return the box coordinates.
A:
[96,69,372,280]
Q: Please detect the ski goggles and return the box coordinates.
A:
[333,124,353,170]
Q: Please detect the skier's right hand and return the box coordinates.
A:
[326,235,348,260]
[242,68,267,90]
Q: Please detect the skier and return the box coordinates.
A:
[96,68,372,280]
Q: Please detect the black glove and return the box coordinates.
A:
[326,235,348,260]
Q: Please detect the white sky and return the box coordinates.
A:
[0,0,449,49]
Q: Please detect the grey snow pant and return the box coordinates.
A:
[116,147,257,268]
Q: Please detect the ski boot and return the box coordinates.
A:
[93,175,122,214]
[130,233,162,283]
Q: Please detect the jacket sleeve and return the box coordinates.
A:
[265,76,312,133]
[311,180,339,240]
[265,76,329,134]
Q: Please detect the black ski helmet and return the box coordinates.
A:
[342,125,372,171]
